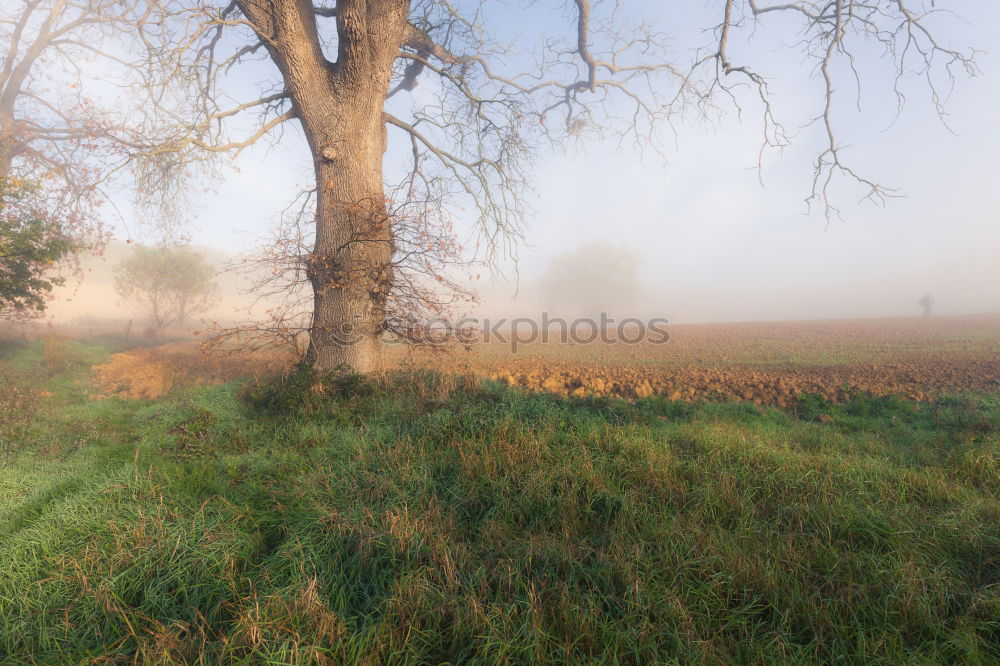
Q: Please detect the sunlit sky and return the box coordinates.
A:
[88,1,1000,324]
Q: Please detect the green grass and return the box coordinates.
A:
[1,340,999,664]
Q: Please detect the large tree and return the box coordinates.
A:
[133,0,975,372]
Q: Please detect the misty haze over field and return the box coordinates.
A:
[39,3,1000,329]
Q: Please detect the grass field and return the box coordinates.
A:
[2,333,1000,663]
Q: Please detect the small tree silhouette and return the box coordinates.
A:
[918,293,935,317]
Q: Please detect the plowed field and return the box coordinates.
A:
[92,316,1000,405]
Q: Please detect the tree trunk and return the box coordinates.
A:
[0,119,14,182]
[306,120,394,373]
[236,0,408,373]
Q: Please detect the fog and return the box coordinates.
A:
[37,3,1000,331]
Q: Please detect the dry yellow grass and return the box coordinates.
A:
[91,343,296,400]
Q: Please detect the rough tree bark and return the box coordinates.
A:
[0,107,16,181]
[236,0,408,372]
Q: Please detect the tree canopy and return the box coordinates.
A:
[114,243,219,335]
[0,178,77,320]
[541,243,639,320]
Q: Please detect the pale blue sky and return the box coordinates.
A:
[116,1,1000,323]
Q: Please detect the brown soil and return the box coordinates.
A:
[397,315,1000,405]
[91,316,1000,405]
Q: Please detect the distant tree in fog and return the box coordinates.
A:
[919,293,935,317]
[541,243,639,319]
[114,244,219,336]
